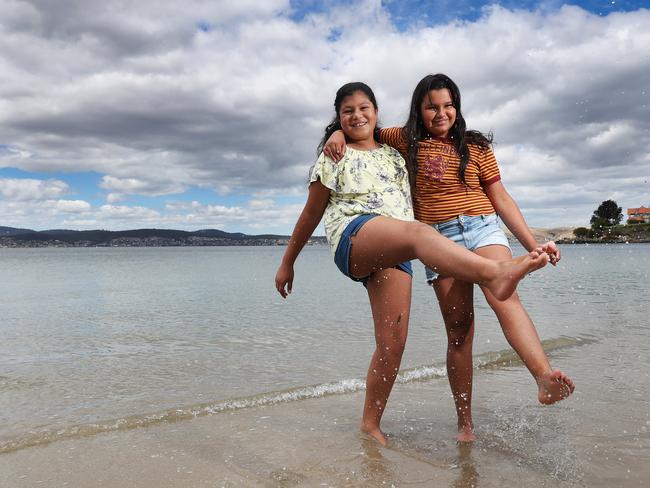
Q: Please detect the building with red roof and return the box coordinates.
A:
[627,206,650,223]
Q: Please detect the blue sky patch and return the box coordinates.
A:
[287,1,649,32]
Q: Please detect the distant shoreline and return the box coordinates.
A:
[0,237,328,248]
[2,224,648,248]
[0,226,327,248]
[505,225,650,245]
[555,238,650,244]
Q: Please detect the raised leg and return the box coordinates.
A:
[433,277,477,442]
[360,267,412,446]
[476,245,575,404]
[348,217,548,301]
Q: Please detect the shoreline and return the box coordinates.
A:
[2,223,649,247]
[3,345,647,488]
[0,237,327,248]
[506,224,650,245]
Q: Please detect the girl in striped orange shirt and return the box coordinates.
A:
[325,73,574,442]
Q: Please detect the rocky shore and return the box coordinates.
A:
[503,224,650,244]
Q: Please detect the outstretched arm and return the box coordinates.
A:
[275,180,331,297]
[323,128,400,162]
[485,181,560,265]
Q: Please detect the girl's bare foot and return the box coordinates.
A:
[485,251,549,300]
[360,425,389,446]
[537,370,575,405]
[457,424,476,442]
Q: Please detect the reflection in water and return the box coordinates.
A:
[452,442,479,488]
[358,433,397,486]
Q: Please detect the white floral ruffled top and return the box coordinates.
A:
[308,144,414,255]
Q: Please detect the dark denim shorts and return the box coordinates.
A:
[334,214,413,285]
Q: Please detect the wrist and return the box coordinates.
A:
[521,240,538,252]
[281,257,295,267]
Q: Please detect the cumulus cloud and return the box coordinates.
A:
[55,199,91,213]
[0,0,649,230]
[0,177,69,201]
[0,176,95,227]
[100,175,188,202]
[97,204,161,220]
[57,199,304,232]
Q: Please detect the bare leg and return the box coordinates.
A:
[360,267,411,446]
[349,217,548,301]
[433,277,477,442]
[476,245,575,404]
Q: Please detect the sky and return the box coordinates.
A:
[0,0,648,233]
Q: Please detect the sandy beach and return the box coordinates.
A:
[0,373,576,488]
[2,338,648,488]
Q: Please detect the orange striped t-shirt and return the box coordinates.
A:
[379,127,500,225]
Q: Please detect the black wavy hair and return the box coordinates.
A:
[317,81,381,155]
[403,73,492,188]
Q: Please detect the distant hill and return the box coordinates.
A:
[0,227,326,248]
[0,226,34,236]
[0,224,580,247]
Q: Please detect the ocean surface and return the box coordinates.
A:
[0,244,648,486]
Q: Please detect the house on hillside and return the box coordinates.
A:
[627,206,650,223]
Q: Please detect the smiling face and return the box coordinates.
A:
[420,88,457,138]
[338,90,378,148]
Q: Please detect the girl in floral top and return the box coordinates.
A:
[275,81,550,446]
[324,74,575,442]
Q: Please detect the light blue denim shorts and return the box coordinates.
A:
[425,213,511,284]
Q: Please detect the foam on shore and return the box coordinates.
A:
[0,335,589,455]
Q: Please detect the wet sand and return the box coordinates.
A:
[0,382,569,488]
[4,345,647,488]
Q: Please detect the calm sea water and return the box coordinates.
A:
[0,244,648,484]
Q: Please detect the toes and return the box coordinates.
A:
[557,372,575,394]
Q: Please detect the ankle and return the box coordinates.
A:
[481,261,500,284]
[535,368,554,383]
[360,419,380,430]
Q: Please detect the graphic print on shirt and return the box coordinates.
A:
[422,154,448,181]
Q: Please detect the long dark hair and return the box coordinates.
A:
[317,81,381,155]
[403,73,492,188]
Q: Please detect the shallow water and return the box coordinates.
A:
[0,244,648,485]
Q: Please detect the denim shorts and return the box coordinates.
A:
[334,214,413,285]
[425,213,511,284]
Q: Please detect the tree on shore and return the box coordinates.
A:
[590,200,623,232]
